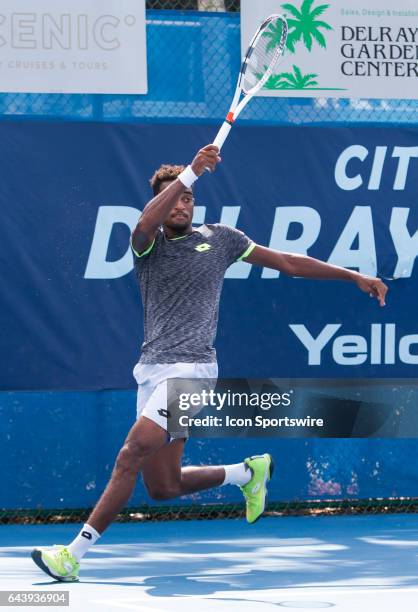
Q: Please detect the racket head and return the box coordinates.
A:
[239,14,288,96]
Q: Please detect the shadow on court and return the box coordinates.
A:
[2,514,418,601]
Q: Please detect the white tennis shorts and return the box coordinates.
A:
[133,361,219,438]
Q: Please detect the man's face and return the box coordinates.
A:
[160,180,194,231]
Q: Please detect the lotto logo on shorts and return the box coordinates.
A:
[195,243,212,252]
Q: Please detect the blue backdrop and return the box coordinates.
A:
[1,120,418,510]
[1,121,417,390]
[2,391,418,510]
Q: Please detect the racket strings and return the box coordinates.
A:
[242,16,287,95]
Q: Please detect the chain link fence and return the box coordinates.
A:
[3,499,418,525]
[147,0,239,9]
[0,1,417,124]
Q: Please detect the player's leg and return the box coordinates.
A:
[142,435,271,513]
[142,437,226,500]
[137,363,223,497]
[142,439,274,524]
[86,416,167,531]
[140,363,274,509]
[31,415,168,582]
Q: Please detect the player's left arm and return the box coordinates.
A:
[244,245,388,307]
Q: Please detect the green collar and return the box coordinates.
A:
[168,234,190,241]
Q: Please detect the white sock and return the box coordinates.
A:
[222,462,252,486]
[67,523,101,562]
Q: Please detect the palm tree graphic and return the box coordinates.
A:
[278,0,332,53]
[257,65,318,89]
[259,1,344,91]
[262,18,288,53]
[275,65,318,89]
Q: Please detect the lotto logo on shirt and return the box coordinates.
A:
[195,243,212,253]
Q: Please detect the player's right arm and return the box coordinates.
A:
[131,179,186,255]
[131,145,220,255]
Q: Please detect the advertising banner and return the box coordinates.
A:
[1,121,417,390]
[0,0,147,94]
[3,390,418,508]
[241,0,418,99]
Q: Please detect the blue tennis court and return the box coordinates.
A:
[2,515,418,611]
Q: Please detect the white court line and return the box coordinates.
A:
[260,586,418,597]
[92,584,418,610]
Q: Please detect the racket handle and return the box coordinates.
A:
[205,120,232,173]
[212,121,232,151]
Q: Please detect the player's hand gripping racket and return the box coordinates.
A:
[211,14,288,154]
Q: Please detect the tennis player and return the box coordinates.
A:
[31,144,388,582]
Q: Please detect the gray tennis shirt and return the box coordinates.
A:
[132,223,254,364]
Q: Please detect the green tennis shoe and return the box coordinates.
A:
[31,545,79,582]
[240,453,274,524]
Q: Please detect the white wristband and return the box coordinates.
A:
[178,165,199,189]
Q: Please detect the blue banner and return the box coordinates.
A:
[2,390,417,509]
[1,121,417,390]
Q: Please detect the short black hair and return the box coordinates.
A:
[149,164,185,196]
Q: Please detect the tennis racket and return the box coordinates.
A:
[212,14,288,152]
